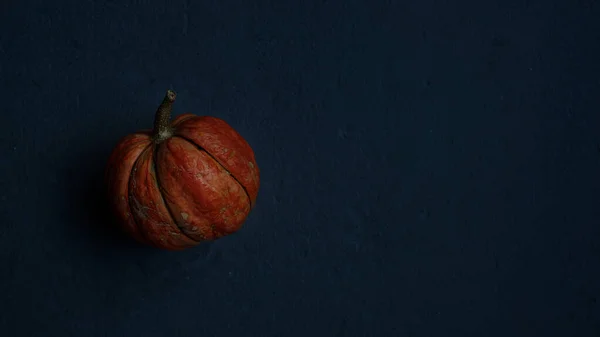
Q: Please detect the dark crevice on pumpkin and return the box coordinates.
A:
[127,143,153,246]
[173,135,253,210]
[151,144,201,243]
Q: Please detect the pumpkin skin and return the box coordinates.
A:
[105,90,259,250]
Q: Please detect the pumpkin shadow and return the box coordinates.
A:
[63,145,219,286]
[65,143,216,265]
[66,145,144,252]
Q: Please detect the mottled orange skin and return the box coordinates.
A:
[105,115,260,250]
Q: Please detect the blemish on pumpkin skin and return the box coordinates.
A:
[130,196,150,220]
[181,212,189,220]
[248,162,254,169]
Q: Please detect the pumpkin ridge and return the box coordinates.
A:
[151,144,200,243]
[126,143,153,245]
[173,135,252,209]
[171,114,195,127]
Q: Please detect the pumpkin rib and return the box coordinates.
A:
[171,113,195,127]
[151,145,201,243]
[173,135,252,210]
[173,117,259,206]
[126,143,153,246]
[106,133,153,246]
[154,137,249,241]
[128,146,198,250]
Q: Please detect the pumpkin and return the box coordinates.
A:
[105,90,260,250]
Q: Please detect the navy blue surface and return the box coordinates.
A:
[2,0,600,336]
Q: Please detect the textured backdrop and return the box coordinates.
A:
[2,0,600,336]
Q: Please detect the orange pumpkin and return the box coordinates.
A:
[105,90,259,250]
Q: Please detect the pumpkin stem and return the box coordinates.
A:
[152,89,177,143]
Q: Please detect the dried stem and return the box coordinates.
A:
[152,90,177,143]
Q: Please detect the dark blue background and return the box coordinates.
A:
[2,0,600,336]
